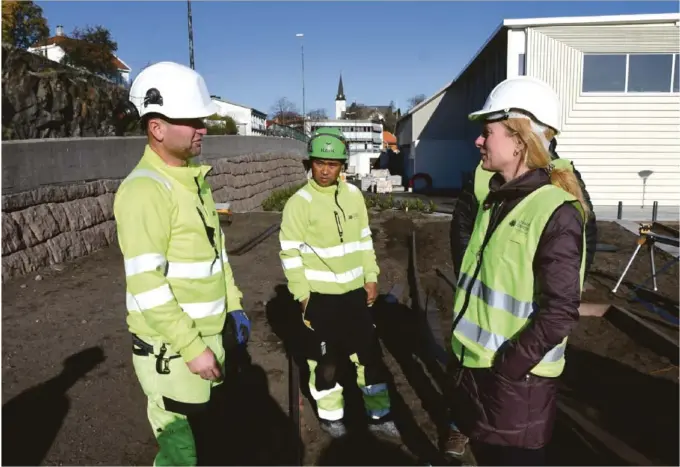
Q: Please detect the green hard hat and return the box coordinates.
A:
[307,127,349,160]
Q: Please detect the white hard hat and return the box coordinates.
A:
[129,61,218,119]
[468,76,562,133]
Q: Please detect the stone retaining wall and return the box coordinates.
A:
[2,136,307,281]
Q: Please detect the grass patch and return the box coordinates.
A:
[261,183,306,211]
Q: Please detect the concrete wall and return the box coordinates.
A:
[2,135,307,281]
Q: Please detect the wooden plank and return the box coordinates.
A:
[605,305,679,364]
[556,398,654,466]
[435,267,457,291]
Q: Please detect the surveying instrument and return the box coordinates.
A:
[612,223,680,294]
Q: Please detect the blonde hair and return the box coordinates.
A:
[502,118,590,220]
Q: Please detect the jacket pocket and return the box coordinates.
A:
[478,368,532,435]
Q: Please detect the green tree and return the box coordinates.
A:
[61,25,119,80]
[205,114,239,135]
[1,1,49,50]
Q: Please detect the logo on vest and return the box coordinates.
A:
[509,219,531,234]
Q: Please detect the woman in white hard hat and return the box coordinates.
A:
[443,76,589,465]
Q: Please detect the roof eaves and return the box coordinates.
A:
[502,12,680,29]
[397,21,506,122]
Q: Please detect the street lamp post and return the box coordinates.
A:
[296,33,306,135]
[187,0,195,69]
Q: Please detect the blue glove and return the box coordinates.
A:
[228,310,251,345]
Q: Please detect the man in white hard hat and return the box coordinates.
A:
[113,61,250,466]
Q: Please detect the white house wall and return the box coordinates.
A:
[525,23,680,207]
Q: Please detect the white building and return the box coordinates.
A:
[396,13,680,209]
[309,120,384,176]
[27,25,131,86]
[211,97,267,136]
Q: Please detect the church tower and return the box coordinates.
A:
[335,74,346,119]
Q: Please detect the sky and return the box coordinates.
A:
[36,1,678,117]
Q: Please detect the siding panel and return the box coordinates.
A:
[527,25,680,207]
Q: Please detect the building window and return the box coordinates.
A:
[673,54,679,93]
[628,54,674,92]
[582,54,626,92]
[582,53,678,93]
[518,53,526,76]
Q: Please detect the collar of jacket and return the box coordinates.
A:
[141,144,212,189]
[308,177,340,195]
[487,168,551,204]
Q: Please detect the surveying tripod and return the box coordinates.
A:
[612,223,680,294]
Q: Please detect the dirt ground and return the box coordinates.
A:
[2,211,678,466]
[412,214,679,466]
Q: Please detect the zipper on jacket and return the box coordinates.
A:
[334,211,344,243]
[194,176,219,264]
[333,183,346,243]
[452,200,505,368]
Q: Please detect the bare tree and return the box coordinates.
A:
[306,108,328,122]
[270,97,300,125]
[407,93,427,110]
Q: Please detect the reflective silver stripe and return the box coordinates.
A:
[125,253,167,276]
[124,169,172,191]
[281,240,303,251]
[453,314,565,363]
[221,249,229,264]
[361,383,388,396]
[127,285,174,311]
[459,273,535,320]
[298,240,373,258]
[309,383,342,401]
[305,266,364,283]
[296,190,312,202]
[367,408,390,420]
[127,290,225,319]
[180,297,225,319]
[166,260,223,279]
[360,227,372,238]
[282,257,303,270]
[317,407,344,421]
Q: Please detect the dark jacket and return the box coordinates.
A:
[448,168,584,449]
[450,143,597,279]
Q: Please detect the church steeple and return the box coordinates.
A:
[335,74,345,101]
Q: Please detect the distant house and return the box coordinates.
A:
[27,25,131,86]
[211,97,267,136]
[383,130,398,151]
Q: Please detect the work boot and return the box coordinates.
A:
[319,419,347,439]
[368,418,400,438]
[443,426,469,457]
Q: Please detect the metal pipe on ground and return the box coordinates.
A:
[227,223,281,256]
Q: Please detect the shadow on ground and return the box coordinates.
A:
[191,339,304,466]
[2,347,106,466]
[265,284,457,466]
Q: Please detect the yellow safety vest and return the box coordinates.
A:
[451,184,586,378]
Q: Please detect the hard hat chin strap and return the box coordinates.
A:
[487,111,551,152]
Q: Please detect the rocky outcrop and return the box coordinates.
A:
[2,153,306,281]
[1,44,135,140]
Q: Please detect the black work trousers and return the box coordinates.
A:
[303,287,390,422]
